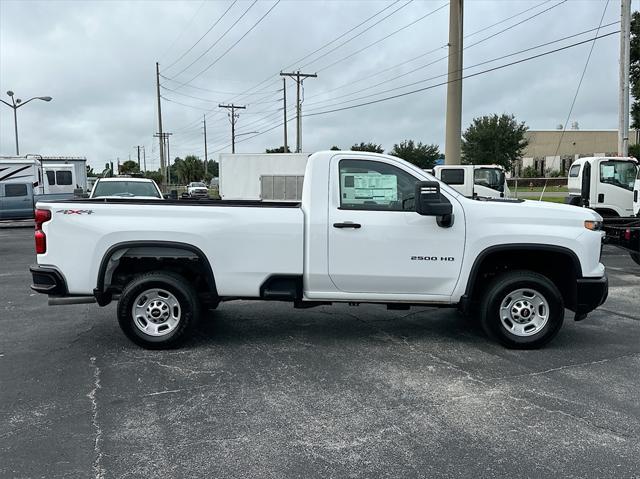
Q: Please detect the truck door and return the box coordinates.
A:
[327,156,465,297]
[595,159,636,216]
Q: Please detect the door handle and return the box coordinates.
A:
[333,222,361,229]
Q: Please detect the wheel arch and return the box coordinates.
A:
[96,241,217,297]
[463,244,583,311]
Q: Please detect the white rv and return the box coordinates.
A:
[567,157,638,217]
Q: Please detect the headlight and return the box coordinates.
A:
[584,220,603,231]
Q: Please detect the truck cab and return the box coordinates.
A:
[567,156,638,217]
[433,164,509,199]
[0,182,34,220]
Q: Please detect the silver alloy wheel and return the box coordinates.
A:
[499,288,549,337]
[132,288,181,337]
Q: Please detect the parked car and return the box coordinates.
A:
[187,182,209,198]
[31,151,607,350]
[89,177,163,199]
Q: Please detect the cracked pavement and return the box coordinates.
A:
[0,227,639,478]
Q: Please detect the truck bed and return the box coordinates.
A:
[36,198,304,296]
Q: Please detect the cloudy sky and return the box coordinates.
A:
[0,0,629,170]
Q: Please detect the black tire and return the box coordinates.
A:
[480,270,564,349]
[117,271,200,349]
[630,252,640,266]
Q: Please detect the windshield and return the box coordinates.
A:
[190,182,206,188]
[93,181,160,198]
[474,168,504,192]
[599,161,637,191]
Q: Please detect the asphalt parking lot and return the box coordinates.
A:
[1,225,639,479]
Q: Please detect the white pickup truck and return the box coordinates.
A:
[30,151,608,350]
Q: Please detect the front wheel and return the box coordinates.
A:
[117,271,200,349]
[480,271,564,349]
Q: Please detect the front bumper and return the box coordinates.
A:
[29,265,67,296]
[575,274,608,317]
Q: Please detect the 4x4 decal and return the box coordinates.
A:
[56,209,94,215]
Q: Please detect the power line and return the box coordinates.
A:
[305,20,619,110]
[299,1,415,71]
[539,0,611,199]
[306,0,569,107]
[302,31,619,118]
[281,0,403,70]
[167,0,256,79]
[159,0,209,63]
[184,0,282,86]
[315,2,449,73]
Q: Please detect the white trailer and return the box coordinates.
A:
[40,157,88,193]
[218,153,309,201]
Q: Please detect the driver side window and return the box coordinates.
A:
[339,159,418,211]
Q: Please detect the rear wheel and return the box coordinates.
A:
[117,271,200,349]
[480,271,564,349]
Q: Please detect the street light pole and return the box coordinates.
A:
[0,91,52,155]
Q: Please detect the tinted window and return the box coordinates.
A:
[92,181,161,198]
[46,171,55,185]
[190,182,206,188]
[339,159,417,211]
[56,171,72,185]
[569,164,581,177]
[474,168,504,192]
[5,184,28,197]
[440,169,465,185]
[599,161,637,191]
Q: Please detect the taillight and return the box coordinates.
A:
[34,209,51,254]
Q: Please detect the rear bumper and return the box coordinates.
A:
[29,265,67,296]
[575,274,608,316]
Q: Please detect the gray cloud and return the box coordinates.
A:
[0,0,621,171]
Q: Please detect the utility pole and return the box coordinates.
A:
[135,145,141,169]
[142,146,146,173]
[444,0,463,165]
[155,62,166,190]
[218,104,246,153]
[154,132,172,182]
[283,77,288,152]
[619,0,631,157]
[203,115,209,175]
[280,71,317,153]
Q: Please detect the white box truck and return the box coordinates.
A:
[218,153,308,201]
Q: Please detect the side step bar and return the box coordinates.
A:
[48,296,97,306]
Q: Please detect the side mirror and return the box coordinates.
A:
[163,194,171,199]
[415,181,454,227]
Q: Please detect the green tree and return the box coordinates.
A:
[144,170,163,185]
[330,145,341,150]
[350,142,383,153]
[631,11,640,128]
[629,143,640,159]
[265,146,291,153]
[389,140,440,169]
[206,160,219,177]
[86,165,96,177]
[174,155,204,184]
[120,160,139,175]
[461,114,529,170]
